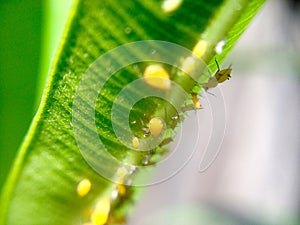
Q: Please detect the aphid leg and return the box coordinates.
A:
[227,63,232,79]
[206,90,216,97]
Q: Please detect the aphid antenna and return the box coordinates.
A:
[214,58,220,72]
[194,105,205,114]
[216,58,233,70]
[206,90,216,97]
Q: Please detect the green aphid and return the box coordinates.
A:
[214,58,232,83]
[201,58,232,90]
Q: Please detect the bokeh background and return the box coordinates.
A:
[0,0,299,224]
[0,0,73,190]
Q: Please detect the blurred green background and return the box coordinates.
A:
[0,0,42,190]
[0,0,73,191]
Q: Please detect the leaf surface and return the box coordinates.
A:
[0,0,265,224]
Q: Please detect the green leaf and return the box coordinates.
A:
[0,0,265,224]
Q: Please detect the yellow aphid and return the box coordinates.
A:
[117,184,126,196]
[192,40,207,58]
[192,94,201,109]
[91,198,111,225]
[162,0,183,13]
[132,137,139,148]
[77,178,92,197]
[214,58,232,83]
[144,64,171,90]
[215,68,232,83]
[201,59,231,90]
[148,117,163,137]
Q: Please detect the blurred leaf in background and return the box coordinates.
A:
[0,0,73,190]
[0,0,42,189]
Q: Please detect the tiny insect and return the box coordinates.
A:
[143,64,171,90]
[148,117,164,137]
[117,184,126,196]
[91,197,111,225]
[201,58,232,90]
[214,58,232,83]
[132,137,139,149]
[76,178,92,197]
[159,137,173,147]
[191,93,201,109]
[162,0,183,13]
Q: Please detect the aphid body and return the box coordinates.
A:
[201,58,232,90]
[148,117,164,137]
[192,93,201,109]
[77,178,92,197]
[214,58,232,83]
[132,137,139,148]
[162,0,183,13]
[91,198,111,225]
[144,64,171,90]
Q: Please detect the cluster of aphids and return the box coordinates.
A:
[130,38,233,151]
[75,1,233,224]
[74,47,232,225]
[127,56,232,167]
[75,166,136,225]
